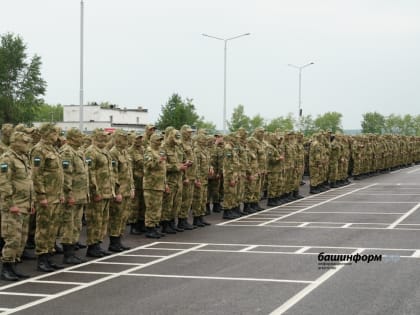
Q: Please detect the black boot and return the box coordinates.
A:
[54,242,64,255]
[118,237,130,250]
[170,220,184,232]
[310,186,319,194]
[63,244,85,265]
[243,203,254,214]
[47,253,65,269]
[0,237,4,252]
[21,248,37,260]
[205,203,211,216]
[178,218,194,230]
[97,243,112,256]
[86,244,104,258]
[74,241,87,250]
[193,216,205,227]
[267,198,278,206]
[161,221,177,234]
[293,190,304,199]
[145,227,161,239]
[37,254,54,272]
[155,225,166,237]
[222,209,235,219]
[11,262,30,279]
[200,216,211,226]
[109,236,124,252]
[1,262,19,281]
[251,202,264,211]
[130,222,143,235]
[212,203,221,213]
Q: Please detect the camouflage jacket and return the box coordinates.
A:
[110,146,134,197]
[143,146,166,191]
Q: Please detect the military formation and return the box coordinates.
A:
[1,122,420,281]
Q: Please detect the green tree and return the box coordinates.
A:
[33,103,63,122]
[314,112,343,133]
[156,93,212,130]
[195,116,217,132]
[383,114,403,134]
[249,114,265,131]
[361,112,385,134]
[300,114,316,136]
[228,105,250,132]
[0,33,46,124]
[265,114,295,132]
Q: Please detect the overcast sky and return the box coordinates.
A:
[1,0,419,129]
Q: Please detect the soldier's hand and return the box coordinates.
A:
[208,167,215,177]
[94,194,102,202]
[67,197,75,206]
[130,189,135,199]
[183,179,190,185]
[194,180,202,188]
[60,196,65,204]
[40,199,48,208]
[179,163,188,171]
[115,194,123,203]
[10,206,20,214]
[165,184,170,193]
[159,156,166,162]
[30,207,36,214]
[229,180,236,187]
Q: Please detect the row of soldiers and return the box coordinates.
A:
[1,122,420,281]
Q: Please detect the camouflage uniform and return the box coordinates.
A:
[243,137,260,213]
[207,134,224,213]
[85,129,115,257]
[222,135,240,219]
[143,133,167,238]
[31,123,65,272]
[108,130,134,252]
[59,128,89,264]
[0,132,33,280]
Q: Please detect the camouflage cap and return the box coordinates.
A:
[145,124,156,131]
[113,129,127,137]
[1,123,13,133]
[181,125,193,132]
[66,128,83,140]
[10,131,33,143]
[254,127,265,133]
[150,133,164,142]
[92,128,109,139]
[39,123,58,136]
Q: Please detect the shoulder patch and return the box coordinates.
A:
[33,157,41,167]
[62,160,70,169]
[85,158,92,166]
[1,163,8,173]
[111,160,117,167]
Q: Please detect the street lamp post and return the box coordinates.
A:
[288,62,314,130]
[79,0,84,132]
[202,33,250,134]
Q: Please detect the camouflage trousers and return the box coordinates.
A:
[236,172,246,204]
[253,174,264,202]
[144,189,163,227]
[109,197,131,237]
[223,179,238,210]
[244,174,259,203]
[179,180,194,219]
[60,203,84,245]
[1,209,29,263]
[207,177,221,204]
[162,175,183,221]
[86,199,110,246]
[309,163,322,187]
[267,172,280,198]
[129,185,146,224]
[328,162,339,182]
[192,181,208,216]
[35,202,61,256]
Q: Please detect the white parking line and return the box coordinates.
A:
[387,202,420,229]
[259,184,378,226]
[0,292,50,297]
[269,249,363,315]
[407,167,420,174]
[294,247,311,254]
[128,273,313,284]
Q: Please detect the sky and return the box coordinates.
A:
[1,0,419,130]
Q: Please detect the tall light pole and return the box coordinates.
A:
[202,33,250,134]
[288,62,314,130]
[79,0,84,132]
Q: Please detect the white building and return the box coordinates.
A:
[34,104,149,132]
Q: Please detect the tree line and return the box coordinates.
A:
[1,32,419,136]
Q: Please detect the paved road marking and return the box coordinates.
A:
[128,273,313,284]
[29,280,85,285]
[239,245,259,252]
[342,223,352,228]
[407,167,420,174]
[0,243,206,315]
[0,292,50,297]
[258,184,378,226]
[304,211,405,214]
[412,250,420,258]
[121,254,166,258]
[387,202,420,229]
[269,249,363,315]
[294,247,311,254]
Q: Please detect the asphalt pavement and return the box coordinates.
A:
[1,165,420,314]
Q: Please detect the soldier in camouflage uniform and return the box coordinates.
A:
[59,128,88,265]
[31,123,65,272]
[143,133,168,238]
[108,130,135,252]
[128,134,146,234]
[253,128,266,211]
[222,134,240,219]
[243,137,259,213]
[0,123,14,254]
[161,127,186,234]
[266,133,283,206]
[84,129,115,258]
[191,134,213,226]
[178,125,197,230]
[207,133,224,214]
[0,132,33,281]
